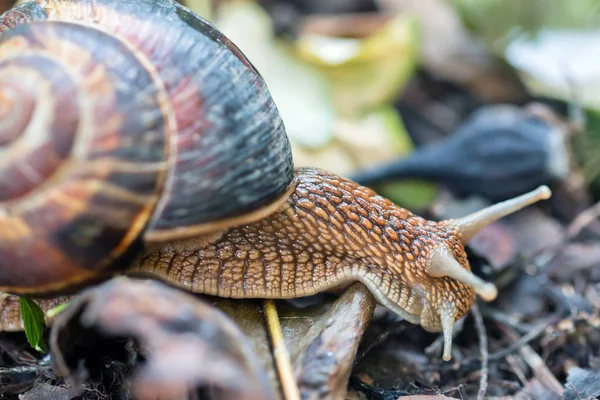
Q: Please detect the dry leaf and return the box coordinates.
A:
[49,279,275,400]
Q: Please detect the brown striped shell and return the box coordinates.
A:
[0,0,294,295]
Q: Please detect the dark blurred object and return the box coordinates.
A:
[258,0,378,38]
[260,0,377,15]
[351,103,571,202]
[396,72,484,146]
[259,1,302,38]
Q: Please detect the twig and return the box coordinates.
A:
[263,299,300,400]
[501,324,564,397]
[478,304,532,334]
[567,201,600,238]
[567,382,583,400]
[441,384,465,399]
[490,316,559,361]
[0,365,45,375]
[471,304,488,400]
[505,354,528,386]
[519,344,564,396]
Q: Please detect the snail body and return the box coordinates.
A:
[0,0,551,361]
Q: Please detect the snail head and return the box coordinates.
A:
[401,185,551,360]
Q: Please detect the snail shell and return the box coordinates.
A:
[0,0,294,294]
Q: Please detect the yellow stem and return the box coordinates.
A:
[263,299,300,400]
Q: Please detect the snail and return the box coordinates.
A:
[0,0,551,361]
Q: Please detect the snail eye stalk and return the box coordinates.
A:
[451,185,551,243]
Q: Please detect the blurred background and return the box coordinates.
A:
[155,0,598,222]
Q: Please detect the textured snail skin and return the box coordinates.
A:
[131,167,475,333]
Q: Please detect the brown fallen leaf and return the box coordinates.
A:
[216,283,376,400]
[4,282,376,399]
[286,283,376,399]
[549,242,600,278]
[503,208,565,260]
[48,278,275,400]
[467,221,517,270]
[209,297,282,398]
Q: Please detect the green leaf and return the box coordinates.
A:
[19,297,47,353]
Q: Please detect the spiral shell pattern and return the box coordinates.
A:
[0,17,172,294]
[0,0,294,294]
